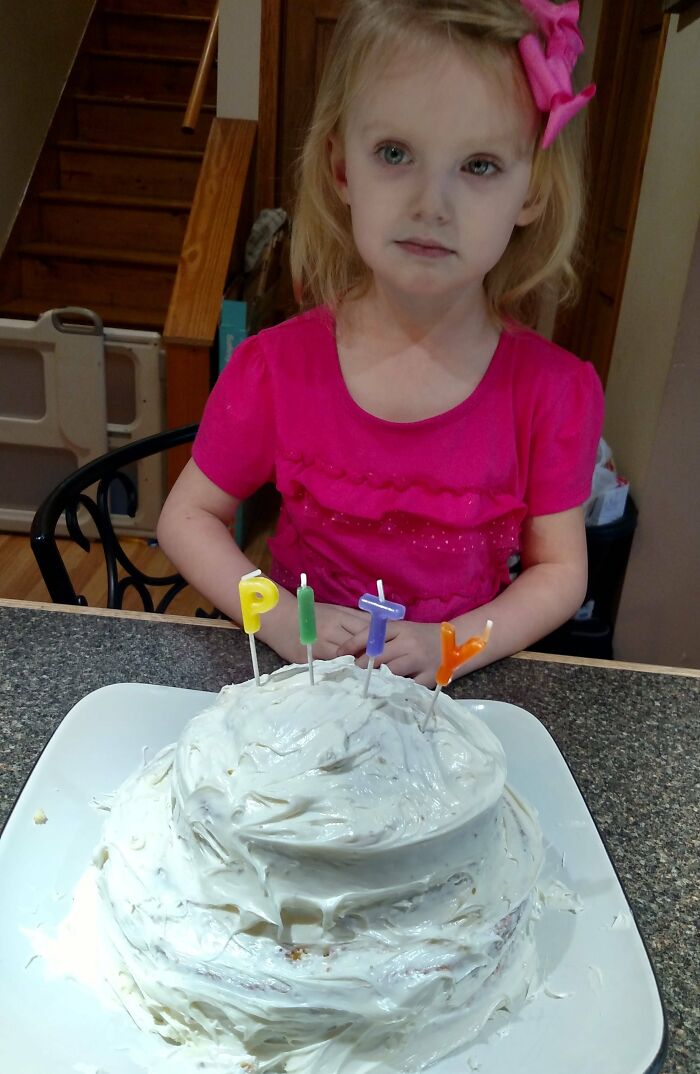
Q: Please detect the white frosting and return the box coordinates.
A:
[52,657,544,1072]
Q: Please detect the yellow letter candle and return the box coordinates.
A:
[238,569,280,686]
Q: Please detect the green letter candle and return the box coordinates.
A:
[297,573,317,684]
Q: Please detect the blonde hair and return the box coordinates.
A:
[290,0,588,327]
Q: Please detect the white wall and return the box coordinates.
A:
[613,222,700,667]
[603,15,700,667]
[604,14,700,499]
[0,1,95,252]
[217,0,261,120]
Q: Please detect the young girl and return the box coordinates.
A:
[157,0,603,686]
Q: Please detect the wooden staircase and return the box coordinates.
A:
[0,0,218,332]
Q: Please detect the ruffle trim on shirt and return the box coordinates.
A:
[269,550,507,621]
[276,449,524,530]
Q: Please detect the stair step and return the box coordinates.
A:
[82,49,216,104]
[37,190,191,254]
[0,295,167,332]
[39,189,191,210]
[74,94,214,149]
[56,140,203,199]
[102,0,215,15]
[18,242,177,310]
[100,11,210,58]
[19,241,179,267]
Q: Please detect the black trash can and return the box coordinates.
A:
[532,495,638,660]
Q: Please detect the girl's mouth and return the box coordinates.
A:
[396,239,454,259]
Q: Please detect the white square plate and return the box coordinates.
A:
[0,684,666,1074]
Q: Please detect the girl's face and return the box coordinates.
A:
[330,41,541,310]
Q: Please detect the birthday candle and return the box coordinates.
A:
[297,573,317,685]
[421,620,493,731]
[358,580,406,697]
[238,569,279,686]
[435,621,492,687]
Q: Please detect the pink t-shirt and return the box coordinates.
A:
[193,306,604,622]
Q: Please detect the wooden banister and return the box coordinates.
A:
[163,116,257,484]
[182,1,219,133]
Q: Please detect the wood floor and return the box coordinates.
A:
[0,529,271,617]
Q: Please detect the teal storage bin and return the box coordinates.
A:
[218,299,248,374]
[217,299,249,546]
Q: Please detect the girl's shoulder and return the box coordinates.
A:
[502,322,588,370]
[500,323,603,399]
[251,305,335,364]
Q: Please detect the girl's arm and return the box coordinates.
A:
[338,506,589,685]
[449,505,589,672]
[156,460,367,662]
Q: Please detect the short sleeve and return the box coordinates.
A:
[192,336,276,499]
[526,359,604,516]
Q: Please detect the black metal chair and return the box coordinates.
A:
[29,423,221,616]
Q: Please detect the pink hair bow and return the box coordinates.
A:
[518,0,596,148]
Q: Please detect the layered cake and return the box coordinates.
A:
[53,656,543,1072]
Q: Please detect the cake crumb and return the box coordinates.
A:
[33,809,48,825]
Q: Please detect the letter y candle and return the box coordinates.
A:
[421,620,493,732]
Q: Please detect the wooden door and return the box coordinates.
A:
[277,0,343,212]
[553,0,670,385]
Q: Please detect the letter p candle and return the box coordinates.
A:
[238,569,279,686]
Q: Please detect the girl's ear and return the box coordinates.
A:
[329,134,350,204]
[516,172,547,227]
[516,190,546,227]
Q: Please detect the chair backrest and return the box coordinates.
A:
[30,424,215,615]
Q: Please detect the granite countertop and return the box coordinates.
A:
[1,601,698,1073]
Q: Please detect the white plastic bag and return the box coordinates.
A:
[584,439,629,527]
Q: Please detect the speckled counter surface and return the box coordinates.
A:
[1,602,698,1073]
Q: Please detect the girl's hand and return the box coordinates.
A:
[313,602,375,660]
[258,598,369,664]
[337,620,443,687]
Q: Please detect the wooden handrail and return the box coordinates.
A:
[182,1,219,133]
[164,117,256,348]
[162,116,256,484]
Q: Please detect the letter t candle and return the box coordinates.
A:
[358,580,406,698]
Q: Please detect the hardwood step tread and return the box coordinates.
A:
[73,91,215,113]
[55,139,204,161]
[0,296,167,330]
[19,242,179,267]
[38,189,192,211]
[87,48,206,65]
[102,10,210,24]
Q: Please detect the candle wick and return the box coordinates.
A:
[301,572,307,587]
[241,568,262,581]
[377,578,385,601]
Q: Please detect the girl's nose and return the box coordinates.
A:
[410,171,452,224]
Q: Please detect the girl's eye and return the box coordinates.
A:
[465,158,498,177]
[377,143,410,166]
